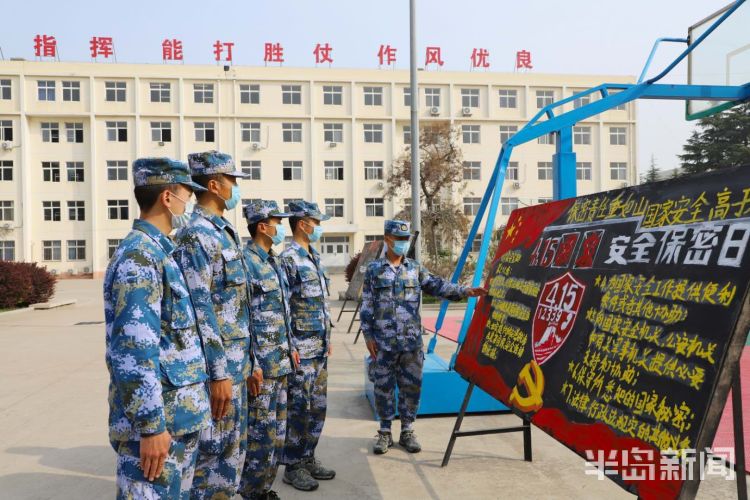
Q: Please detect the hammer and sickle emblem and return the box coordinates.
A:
[509,360,545,413]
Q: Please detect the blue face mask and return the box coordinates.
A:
[270,223,286,246]
[304,220,324,243]
[220,184,241,211]
[392,240,410,256]
[169,194,193,230]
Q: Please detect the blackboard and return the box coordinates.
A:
[455,166,750,499]
[343,240,384,301]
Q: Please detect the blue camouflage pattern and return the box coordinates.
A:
[287,200,331,221]
[132,157,206,191]
[282,358,328,465]
[372,349,424,426]
[187,150,249,179]
[384,219,411,237]
[360,257,469,352]
[242,199,291,225]
[173,205,252,499]
[280,241,331,359]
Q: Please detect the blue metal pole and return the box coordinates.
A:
[553,127,577,200]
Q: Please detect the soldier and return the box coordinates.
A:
[104,157,211,498]
[360,219,487,455]
[239,200,299,500]
[173,151,253,499]
[279,201,336,492]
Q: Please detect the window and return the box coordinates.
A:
[150,82,171,103]
[461,88,479,108]
[364,161,383,180]
[65,122,84,143]
[573,126,591,145]
[365,198,384,217]
[323,123,343,143]
[463,197,481,216]
[62,81,80,102]
[363,124,383,143]
[194,122,215,142]
[462,125,480,144]
[463,161,481,180]
[0,200,13,221]
[107,239,122,259]
[67,201,85,221]
[105,81,126,102]
[107,160,128,181]
[538,161,553,180]
[282,160,302,181]
[403,125,411,143]
[41,122,60,143]
[67,240,86,261]
[0,161,12,181]
[0,240,14,261]
[365,235,384,243]
[573,94,590,109]
[282,85,302,105]
[471,233,483,253]
[66,162,84,182]
[42,240,61,261]
[425,88,440,107]
[282,123,302,143]
[610,127,627,145]
[108,200,129,220]
[240,160,261,180]
[240,84,260,104]
[320,236,350,256]
[106,121,128,142]
[0,79,10,100]
[43,201,61,221]
[538,133,555,145]
[498,89,517,108]
[323,85,342,105]
[501,197,519,216]
[150,121,172,142]
[364,86,383,106]
[239,122,261,143]
[0,120,12,141]
[38,80,55,101]
[576,162,592,181]
[193,83,214,104]
[283,198,303,212]
[507,161,519,181]
[536,90,554,108]
[324,161,344,180]
[610,162,628,181]
[499,125,517,145]
[325,198,344,218]
[42,162,60,182]
[403,88,412,106]
[611,92,627,111]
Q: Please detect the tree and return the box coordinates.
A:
[383,122,470,272]
[642,154,660,183]
[679,102,750,175]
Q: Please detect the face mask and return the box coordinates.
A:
[168,193,193,229]
[303,220,323,243]
[269,223,286,246]
[392,240,410,256]
[219,183,241,211]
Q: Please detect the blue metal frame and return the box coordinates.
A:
[425,0,750,370]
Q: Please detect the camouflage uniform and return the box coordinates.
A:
[280,201,332,469]
[104,158,210,499]
[239,200,296,499]
[173,150,252,499]
[361,220,469,429]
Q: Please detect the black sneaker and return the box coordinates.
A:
[282,464,319,491]
[399,430,422,453]
[303,456,336,480]
[265,490,281,500]
[373,430,394,454]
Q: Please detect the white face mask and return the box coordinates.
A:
[168,192,193,229]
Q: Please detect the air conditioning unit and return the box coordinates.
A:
[158,141,165,147]
[512,181,521,189]
[83,266,90,273]
[462,107,472,116]
[251,142,261,150]
[429,106,440,116]
[1,142,11,151]
[376,181,384,189]
[328,142,337,148]
[621,182,629,188]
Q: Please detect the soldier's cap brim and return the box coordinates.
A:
[271,211,292,219]
[180,180,208,192]
[307,211,331,221]
[221,169,251,179]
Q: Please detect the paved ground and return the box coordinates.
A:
[0,278,745,499]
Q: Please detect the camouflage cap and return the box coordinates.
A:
[287,200,331,221]
[385,219,411,237]
[132,157,206,192]
[243,199,292,225]
[187,150,249,179]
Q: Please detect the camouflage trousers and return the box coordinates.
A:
[372,348,424,425]
[115,431,200,500]
[190,379,248,499]
[238,375,288,498]
[282,357,328,465]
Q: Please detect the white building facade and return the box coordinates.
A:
[0,61,637,275]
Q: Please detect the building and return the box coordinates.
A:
[0,61,637,275]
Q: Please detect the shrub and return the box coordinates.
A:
[27,263,57,304]
[0,261,57,309]
[345,252,361,283]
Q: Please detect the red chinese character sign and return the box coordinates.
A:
[425,46,444,68]
[378,44,397,66]
[90,36,114,60]
[162,39,183,62]
[516,49,533,70]
[214,41,234,62]
[264,42,284,65]
[313,43,333,65]
[34,34,57,58]
[455,166,750,499]
[471,48,490,69]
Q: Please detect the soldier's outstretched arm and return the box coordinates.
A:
[108,258,166,436]
[418,264,486,301]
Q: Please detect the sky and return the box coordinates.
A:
[0,0,739,176]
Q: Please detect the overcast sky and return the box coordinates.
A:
[0,0,737,175]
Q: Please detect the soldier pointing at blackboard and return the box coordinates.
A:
[360,219,487,454]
